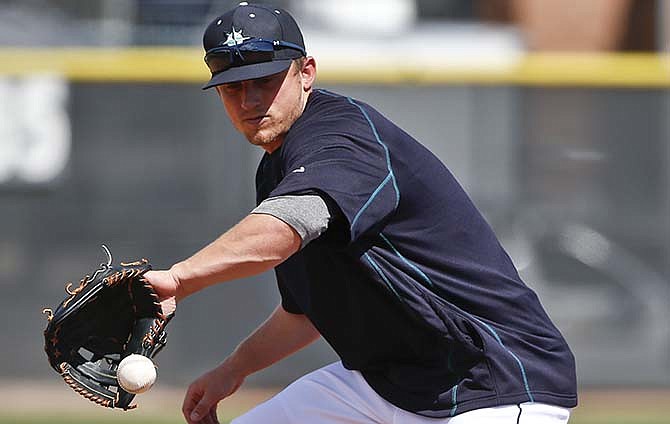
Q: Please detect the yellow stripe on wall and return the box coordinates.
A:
[0,47,207,83]
[0,48,668,87]
[318,54,670,87]
[512,54,670,88]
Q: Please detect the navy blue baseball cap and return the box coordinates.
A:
[202,2,306,89]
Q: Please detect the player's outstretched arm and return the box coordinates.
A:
[183,305,320,423]
[145,213,301,304]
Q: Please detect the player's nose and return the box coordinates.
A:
[240,82,262,111]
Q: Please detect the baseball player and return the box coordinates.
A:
[145,3,578,423]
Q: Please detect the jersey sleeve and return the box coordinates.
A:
[275,269,303,314]
[270,138,400,243]
[251,194,331,248]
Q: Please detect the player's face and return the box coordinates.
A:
[215,58,314,152]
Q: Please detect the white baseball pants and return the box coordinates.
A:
[231,362,571,424]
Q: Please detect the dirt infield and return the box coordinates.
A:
[571,388,670,420]
[2,381,669,422]
[0,380,279,421]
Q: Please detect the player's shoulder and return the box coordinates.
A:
[304,89,358,118]
[283,89,392,160]
[308,89,376,114]
[310,88,348,105]
[291,89,371,137]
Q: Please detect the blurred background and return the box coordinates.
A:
[1,0,669,423]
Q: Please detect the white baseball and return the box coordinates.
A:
[117,354,157,394]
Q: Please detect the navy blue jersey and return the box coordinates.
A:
[255,89,577,417]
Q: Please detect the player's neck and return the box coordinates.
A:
[262,137,284,154]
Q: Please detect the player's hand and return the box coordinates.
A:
[183,363,245,424]
[143,269,179,315]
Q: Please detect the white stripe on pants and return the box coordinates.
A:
[231,362,571,423]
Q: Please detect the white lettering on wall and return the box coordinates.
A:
[0,75,71,185]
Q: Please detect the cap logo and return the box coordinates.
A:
[222,27,251,47]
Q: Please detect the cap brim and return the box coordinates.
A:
[202,59,293,89]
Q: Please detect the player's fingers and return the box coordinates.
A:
[182,385,202,422]
[201,408,220,424]
[193,407,216,424]
[190,394,216,422]
[160,296,177,316]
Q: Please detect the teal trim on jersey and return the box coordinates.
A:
[346,95,400,233]
[380,233,434,289]
[347,97,400,204]
[450,385,459,416]
[352,173,394,231]
[315,89,339,97]
[379,231,534,404]
[474,318,535,402]
[365,253,401,300]
[315,90,400,234]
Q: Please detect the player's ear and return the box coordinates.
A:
[299,56,316,92]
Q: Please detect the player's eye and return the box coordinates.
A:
[222,82,243,93]
[256,77,275,86]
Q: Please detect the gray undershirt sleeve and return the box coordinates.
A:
[250,194,332,248]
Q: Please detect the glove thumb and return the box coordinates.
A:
[190,396,214,422]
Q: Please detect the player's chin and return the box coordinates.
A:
[247,129,278,147]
